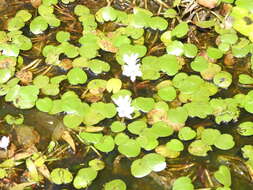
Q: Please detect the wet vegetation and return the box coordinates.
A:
[0,0,253,189]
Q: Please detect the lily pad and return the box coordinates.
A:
[51,168,73,185]
[67,68,87,85]
[104,179,126,190]
[73,167,97,189]
[214,165,231,187]
[214,134,235,150]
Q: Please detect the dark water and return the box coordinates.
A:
[1,0,253,190]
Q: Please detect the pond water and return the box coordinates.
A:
[1,0,253,190]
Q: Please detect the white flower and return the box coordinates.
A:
[113,95,134,119]
[122,53,142,82]
[0,136,10,150]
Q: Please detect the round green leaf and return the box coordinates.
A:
[94,135,115,152]
[67,68,87,85]
[214,134,235,150]
[104,179,126,190]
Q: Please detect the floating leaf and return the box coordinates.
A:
[172,176,194,190]
[118,139,141,157]
[188,140,212,156]
[89,159,105,171]
[36,97,53,112]
[110,121,126,133]
[166,139,184,152]
[67,68,87,85]
[56,31,70,43]
[238,122,253,136]
[104,179,126,190]
[207,47,223,59]
[214,134,235,150]
[73,167,97,189]
[213,71,232,88]
[201,128,221,145]
[158,86,177,101]
[132,97,155,112]
[239,74,253,84]
[128,120,147,135]
[106,78,122,93]
[51,168,73,185]
[166,41,184,56]
[178,127,196,141]
[94,135,115,152]
[4,114,24,125]
[214,165,231,187]
[171,22,189,38]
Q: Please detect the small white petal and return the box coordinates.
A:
[0,136,10,150]
[113,95,134,119]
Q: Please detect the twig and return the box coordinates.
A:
[153,0,169,9]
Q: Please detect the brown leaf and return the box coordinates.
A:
[61,131,76,152]
[197,0,218,9]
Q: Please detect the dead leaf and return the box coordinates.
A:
[10,182,36,190]
[61,131,76,152]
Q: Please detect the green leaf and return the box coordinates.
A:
[67,68,87,85]
[159,54,181,76]
[167,107,188,124]
[88,159,105,171]
[79,132,103,144]
[166,41,184,56]
[178,127,196,141]
[151,121,174,138]
[16,10,32,22]
[4,114,24,125]
[114,133,129,145]
[214,165,231,187]
[104,179,126,190]
[239,74,253,84]
[220,33,238,45]
[148,16,168,31]
[56,31,70,43]
[7,17,25,31]
[191,56,209,72]
[171,22,189,38]
[94,135,115,152]
[183,43,198,58]
[207,47,223,59]
[142,153,166,172]
[128,120,147,135]
[131,159,151,178]
[106,78,122,93]
[158,86,177,101]
[164,8,177,18]
[51,168,73,185]
[241,145,253,159]
[73,167,97,189]
[0,69,12,84]
[166,139,184,152]
[214,134,235,150]
[132,97,155,112]
[36,97,53,112]
[238,122,253,136]
[118,139,141,157]
[213,71,232,88]
[172,176,194,190]
[74,5,90,16]
[235,0,253,12]
[201,128,221,145]
[30,16,48,34]
[110,121,126,133]
[63,114,83,128]
[188,140,212,157]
